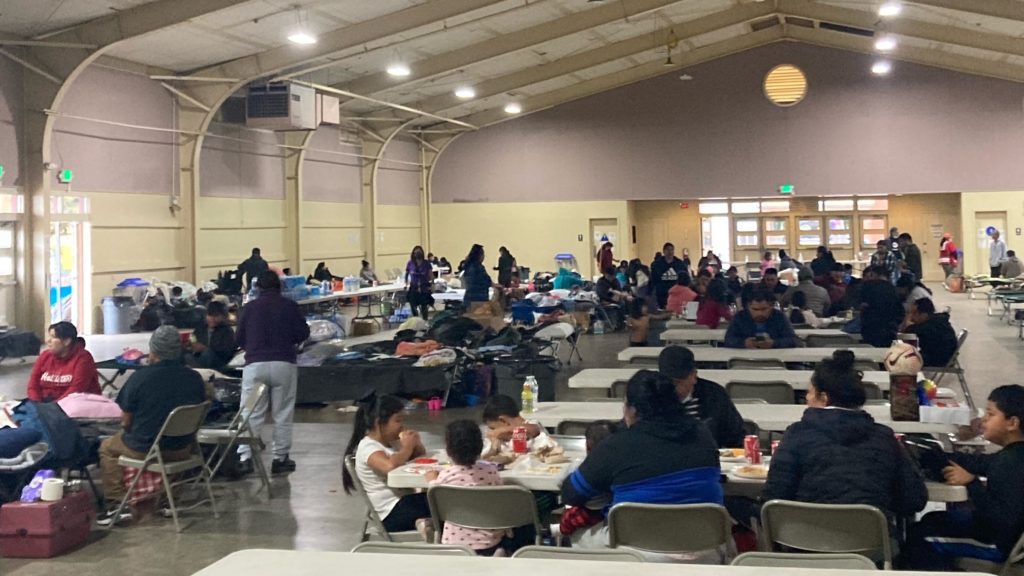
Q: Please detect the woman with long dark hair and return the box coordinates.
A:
[342,393,430,532]
[405,245,434,319]
[495,246,517,287]
[462,244,497,306]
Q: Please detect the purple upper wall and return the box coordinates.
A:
[377,138,421,206]
[432,42,1024,203]
[303,126,362,203]
[201,123,285,199]
[51,65,176,195]
[0,56,23,188]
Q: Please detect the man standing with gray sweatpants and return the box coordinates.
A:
[236,270,310,474]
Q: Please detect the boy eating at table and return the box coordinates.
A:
[424,420,506,555]
[904,385,1024,570]
[481,394,554,454]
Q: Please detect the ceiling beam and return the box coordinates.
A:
[42,0,253,47]
[189,0,507,85]
[451,26,786,129]
[336,0,708,98]
[411,2,777,115]
[780,0,1024,58]
[784,24,1024,82]
[908,0,1024,23]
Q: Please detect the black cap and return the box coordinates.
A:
[658,345,696,380]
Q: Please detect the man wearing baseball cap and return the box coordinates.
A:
[98,325,207,526]
[658,345,745,448]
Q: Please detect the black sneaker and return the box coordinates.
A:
[271,457,296,474]
[234,458,254,477]
[96,508,132,527]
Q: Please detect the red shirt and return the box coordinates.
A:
[27,342,101,402]
[696,299,734,329]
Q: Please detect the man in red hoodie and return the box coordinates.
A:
[26,321,100,402]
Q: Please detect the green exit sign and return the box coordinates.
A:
[778,184,794,195]
[0,164,4,182]
[57,169,73,184]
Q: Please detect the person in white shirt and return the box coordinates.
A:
[342,393,429,533]
[990,230,1009,278]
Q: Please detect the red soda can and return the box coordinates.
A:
[511,427,529,454]
[771,440,780,457]
[744,435,761,464]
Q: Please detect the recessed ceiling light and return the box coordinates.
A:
[454,86,476,99]
[387,62,411,77]
[874,35,897,52]
[287,31,317,45]
[504,102,522,114]
[871,60,893,75]
[679,74,693,81]
[878,2,902,17]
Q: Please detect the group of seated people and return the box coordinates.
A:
[342,344,1024,568]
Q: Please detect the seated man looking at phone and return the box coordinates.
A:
[724,288,798,349]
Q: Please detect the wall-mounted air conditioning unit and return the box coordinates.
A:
[245,82,317,130]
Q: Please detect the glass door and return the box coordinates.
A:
[701,216,732,269]
[49,196,91,328]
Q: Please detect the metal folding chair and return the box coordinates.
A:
[110,401,219,532]
[732,551,877,570]
[726,381,795,404]
[427,485,542,545]
[608,503,735,563]
[953,530,1024,576]
[760,499,891,569]
[197,381,272,497]
[923,329,973,410]
[351,542,475,556]
[512,546,645,562]
[343,455,420,543]
[728,358,787,370]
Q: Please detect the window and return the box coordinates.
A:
[857,198,889,211]
[50,196,90,216]
[735,218,759,248]
[760,201,791,213]
[764,64,808,107]
[818,199,855,211]
[731,201,760,214]
[798,218,822,247]
[763,217,788,247]
[0,193,23,214]
[861,215,888,247]
[827,216,852,247]
[699,202,729,215]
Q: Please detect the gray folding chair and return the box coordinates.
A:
[863,382,883,400]
[924,329,974,410]
[728,358,787,370]
[732,551,877,570]
[197,382,272,497]
[548,434,586,453]
[351,542,475,556]
[427,485,542,545]
[512,545,645,562]
[954,530,1024,576]
[760,499,892,569]
[343,455,420,542]
[733,398,769,405]
[608,503,735,563]
[610,380,628,398]
[852,359,882,372]
[110,401,218,533]
[805,334,864,348]
[726,381,795,404]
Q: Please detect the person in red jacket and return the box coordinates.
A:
[27,321,100,402]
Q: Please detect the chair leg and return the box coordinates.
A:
[252,450,273,498]
[160,468,182,533]
[201,464,220,519]
[106,466,147,530]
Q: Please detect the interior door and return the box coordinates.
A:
[589,218,618,278]
[974,211,1007,275]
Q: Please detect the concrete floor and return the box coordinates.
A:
[1,283,1021,574]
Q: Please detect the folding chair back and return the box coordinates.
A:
[925,329,974,410]
[726,381,795,404]
[427,485,542,544]
[805,335,863,348]
[732,552,877,570]
[198,382,271,495]
[954,529,1024,576]
[351,542,475,556]
[512,546,645,562]
[862,382,882,400]
[608,503,733,560]
[343,455,418,542]
[159,402,211,439]
[728,358,787,370]
[548,434,586,453]
[556,420,592,436]
[761,500,892,569]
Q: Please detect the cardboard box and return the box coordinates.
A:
[350,319,379,337]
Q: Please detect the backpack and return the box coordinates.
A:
[12,401,88,467]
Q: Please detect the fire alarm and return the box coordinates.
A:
[679,202,689,209]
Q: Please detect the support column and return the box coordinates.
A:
[286,131,315,271]
[420,134,460,254]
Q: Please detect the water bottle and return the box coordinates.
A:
[593,320,605,335]
[521,381,535,413]
[526,375,539,404]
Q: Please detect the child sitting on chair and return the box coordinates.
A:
[425,420,506,555]
[481,394,554,455]
[904,385,1024,570]
[558,420,618,543]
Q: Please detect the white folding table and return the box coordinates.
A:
[618,347,889,365]
[568,368,893,392]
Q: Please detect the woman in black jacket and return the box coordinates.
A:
[763,350,927,519]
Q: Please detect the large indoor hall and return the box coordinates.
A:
[1,1,1023,575]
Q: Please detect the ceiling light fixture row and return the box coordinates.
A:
[872,2,900,75]
[287,7,317,45]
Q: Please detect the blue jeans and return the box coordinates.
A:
[238,361,298,460]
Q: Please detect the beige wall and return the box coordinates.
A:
[88,190,190,333]
[377,204,423,277]
[196,196,292,282]
[960,191,1024,276]
[300,200,365,278]
[632,201,702,267]
[429,201,632,279]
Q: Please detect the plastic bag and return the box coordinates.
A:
[20,469,56,502]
